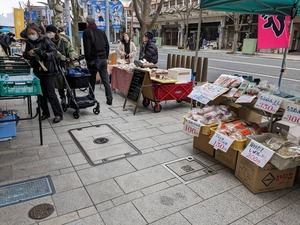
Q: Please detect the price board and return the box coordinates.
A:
[183,118,203,137]
[254,93,283,114]
[282,103,300,125]
[209,132,234,152]
[235,94,256,104]
[241,140,274,168]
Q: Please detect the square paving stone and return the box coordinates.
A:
[115,165,174,193]
[100,202,147,225]
[133,184,202,223]
[64,214,104,225]
[149,212,191,225]
[51,172,83,193]
[86,179,124,204]
[181,192,252,225]
[52,187,93,215]
[269,199,300,225]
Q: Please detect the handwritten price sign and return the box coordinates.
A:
[282,103,300,125]
[241,140,274,168]
[254,93,283,114]
[183,118,203,137]
[188,84,228,104]
[209,132,234,152]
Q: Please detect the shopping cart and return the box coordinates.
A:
[58,60,100,119]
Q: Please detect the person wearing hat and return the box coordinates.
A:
[23,23,63,123]
[139,31,158,64]
[83,16,112,105]
[46,25,78,107]
[58,26,71,42]
[0,32,16,56]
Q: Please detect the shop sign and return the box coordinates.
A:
[254,93,282,114]
[188,84,228,104]
[183,118,203,137]
[235,94,256,104]
[209,132,234,152]
[282,103,300,125]
[241,140,274,168]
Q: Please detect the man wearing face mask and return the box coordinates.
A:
[139,31,158,64]
[23,23,63,123]
[46,25,78,107]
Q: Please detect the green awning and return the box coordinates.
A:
[200,0,300,18]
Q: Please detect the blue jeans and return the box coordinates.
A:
[87,58,112,100]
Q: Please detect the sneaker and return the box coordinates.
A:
[53,116,63,123]
[40,114,50,120]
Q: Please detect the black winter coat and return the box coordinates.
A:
[23,35,57,76]
[83,28,109,61]
[139,39,158,64]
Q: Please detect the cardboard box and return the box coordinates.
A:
[193,133,215,156]
[168,68,192,83]
[235,153,296,193]
[215,147,238,170]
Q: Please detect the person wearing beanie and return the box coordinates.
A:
[83,15,113,105]
[139,30,158,64]
[46,25,78,108]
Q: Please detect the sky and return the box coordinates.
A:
[0,0,47,16]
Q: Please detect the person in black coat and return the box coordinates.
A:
[139,31,158,64]
[0,32,16,56]
[83,16,113,105]
[23,23,63,123]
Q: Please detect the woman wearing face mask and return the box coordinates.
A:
[117,33,136,64]
[46,25,78,108]
[23,23,63,123]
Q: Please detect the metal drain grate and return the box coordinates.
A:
[162,156,217,184]
[68,124,141,166]
[28,203,54,220]
[0,176,55,207]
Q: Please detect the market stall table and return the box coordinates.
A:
[111,66,133,95]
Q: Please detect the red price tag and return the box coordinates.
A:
[183,118,202,137]
[283,103,300,125]
[209,132,234,152]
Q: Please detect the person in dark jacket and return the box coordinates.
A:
[139,31,158,64]
[23,23,63,123]
[0,32,16,56]
[83,16,113,105]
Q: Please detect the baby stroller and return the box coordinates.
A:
[58,58,100,119]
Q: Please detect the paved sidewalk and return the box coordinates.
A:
[0,86,299,225]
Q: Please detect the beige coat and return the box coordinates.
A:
[117,41,137,63]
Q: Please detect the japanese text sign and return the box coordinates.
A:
[282,103,300,125]
[183,118,203,137]
[209,132,234,152]
[254,93,283,114]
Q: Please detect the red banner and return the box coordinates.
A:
[258,15,290,49]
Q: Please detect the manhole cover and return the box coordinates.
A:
[28,203,54,220]
[93,137,109,144]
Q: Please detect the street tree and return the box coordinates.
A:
[227,12,242,54]
[132,0,164,44]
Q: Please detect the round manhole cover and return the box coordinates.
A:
[93,137,109,144]
[28,203,54,220]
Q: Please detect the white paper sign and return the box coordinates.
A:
[241,140,274,168]
[188,83,228,104]
[235,94,256,104]
[254,93,283,114]
[183,118,203,137]
[282,103,300,125]
[209,132,234,152]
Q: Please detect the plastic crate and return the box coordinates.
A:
[0,114,17,140]
[0,68,31,74]
[0,74,41,96]
[152,82,193,101]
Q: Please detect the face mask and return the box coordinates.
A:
[124,37,129,42]
[28,34,38,41]
[46,32,55,39]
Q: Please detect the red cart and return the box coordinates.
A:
[142,81,193,112]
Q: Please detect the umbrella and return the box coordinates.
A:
[197,0,300,87]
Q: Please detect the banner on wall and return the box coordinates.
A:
[91,0,106,30]
[109,1,122,30]
[14,8,25,39]
[258,15,290,49]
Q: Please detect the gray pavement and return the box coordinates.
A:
[0,79,299,225]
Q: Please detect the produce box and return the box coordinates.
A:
[168,68,192,83]
[0,114,17,140]
[210,127,247,151]
[0,74,41,96]
[235,153,296,193]
[215,147,238,170]
[248,133,300,170]
[193,132,215,156]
